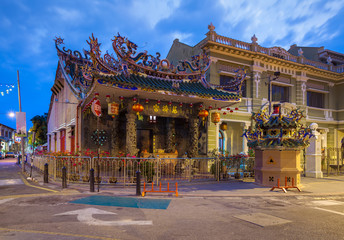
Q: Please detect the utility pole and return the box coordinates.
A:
[17,70,25,173]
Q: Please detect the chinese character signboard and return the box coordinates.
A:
[108,102,119,116]
[16,112,26,137]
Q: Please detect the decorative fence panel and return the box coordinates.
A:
[32,155,255,186]
[322,147,344,176]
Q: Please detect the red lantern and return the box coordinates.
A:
[179,102,183,107]
[235,107,239,110]
[168,101,172,106]
[145,98,149,104]
[208,106,212,109]
[211,112,221,125]
[230,110,233,113]
[198,109,209,126]
[226,107,230,111]
[223,112,227,115]
[132,103,144,118]
[157,100,161,105]
[218,108,222,111]
[133,97,137,103]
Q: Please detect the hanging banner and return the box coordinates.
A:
[91,99,102,117]
[16,112,27,137]
[108,102,119,115]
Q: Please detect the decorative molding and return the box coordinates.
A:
[306,82,325,90]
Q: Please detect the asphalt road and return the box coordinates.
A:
[1,158,344,240]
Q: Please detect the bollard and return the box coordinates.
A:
[136,171,141,196]
[90,168,95,192]
[62,167,67,188]
[44,163,49,183]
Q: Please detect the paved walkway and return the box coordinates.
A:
[23,163,344,197]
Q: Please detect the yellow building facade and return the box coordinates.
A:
[167,24,344,164]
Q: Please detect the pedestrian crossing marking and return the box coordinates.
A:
[234,213,291,227]
[0,179,23,186]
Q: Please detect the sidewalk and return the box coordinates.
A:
[25,165,344,197]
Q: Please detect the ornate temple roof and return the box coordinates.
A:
[53,33,245,106]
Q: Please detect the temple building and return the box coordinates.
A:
[167,23,344,162]
[47,33,245,157]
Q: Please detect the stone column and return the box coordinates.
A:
[305,123,323,178]
[126,113,138,157]
[241,122,248,154]
[111,117,119,155]
[166,118,176,153]
[188,117,199,157]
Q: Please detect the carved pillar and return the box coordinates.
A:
[126,113,138,156]
[188,117,199,157]
[305,123,323,178]
[111,117,119,155]
[166,118,176,153]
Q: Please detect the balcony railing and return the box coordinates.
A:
[207,31,344,73]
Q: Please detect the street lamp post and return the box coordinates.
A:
[17,70,25,173]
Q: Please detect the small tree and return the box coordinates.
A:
[29,113,48,149]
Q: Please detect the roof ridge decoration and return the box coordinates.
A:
[210,68,246,95]
[54,33,246,101]
[86,33,211,86]
[54,36,93,99]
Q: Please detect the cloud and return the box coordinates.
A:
[130,0,181,29]
[27,28,48,55]
[51,7,83,22]
[217,0,344,47]
[169,31,193,44]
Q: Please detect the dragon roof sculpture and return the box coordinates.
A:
[54,33,246,102]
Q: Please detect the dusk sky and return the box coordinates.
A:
[1,0,344,130]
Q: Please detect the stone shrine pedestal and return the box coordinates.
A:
[254,149,302,187]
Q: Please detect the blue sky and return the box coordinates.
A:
[1,0,344,130]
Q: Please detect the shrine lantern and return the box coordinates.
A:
[198,109,209,125]
[211,112,221,125]
[220,122,227,131]
[132,103,144,114]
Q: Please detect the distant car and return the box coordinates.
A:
[5,152,15,158]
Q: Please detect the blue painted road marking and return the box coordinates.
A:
[71,196,171,209]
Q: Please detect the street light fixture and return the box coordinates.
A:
[8,112,15,118]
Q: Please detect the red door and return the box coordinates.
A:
[60,130,66,152]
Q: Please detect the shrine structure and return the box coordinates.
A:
[244,104,314,187]
[47,34,246,157]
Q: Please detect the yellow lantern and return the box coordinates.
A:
[220,122,227,131]
[211,112,221,125]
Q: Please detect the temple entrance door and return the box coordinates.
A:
[137,129,153,155]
